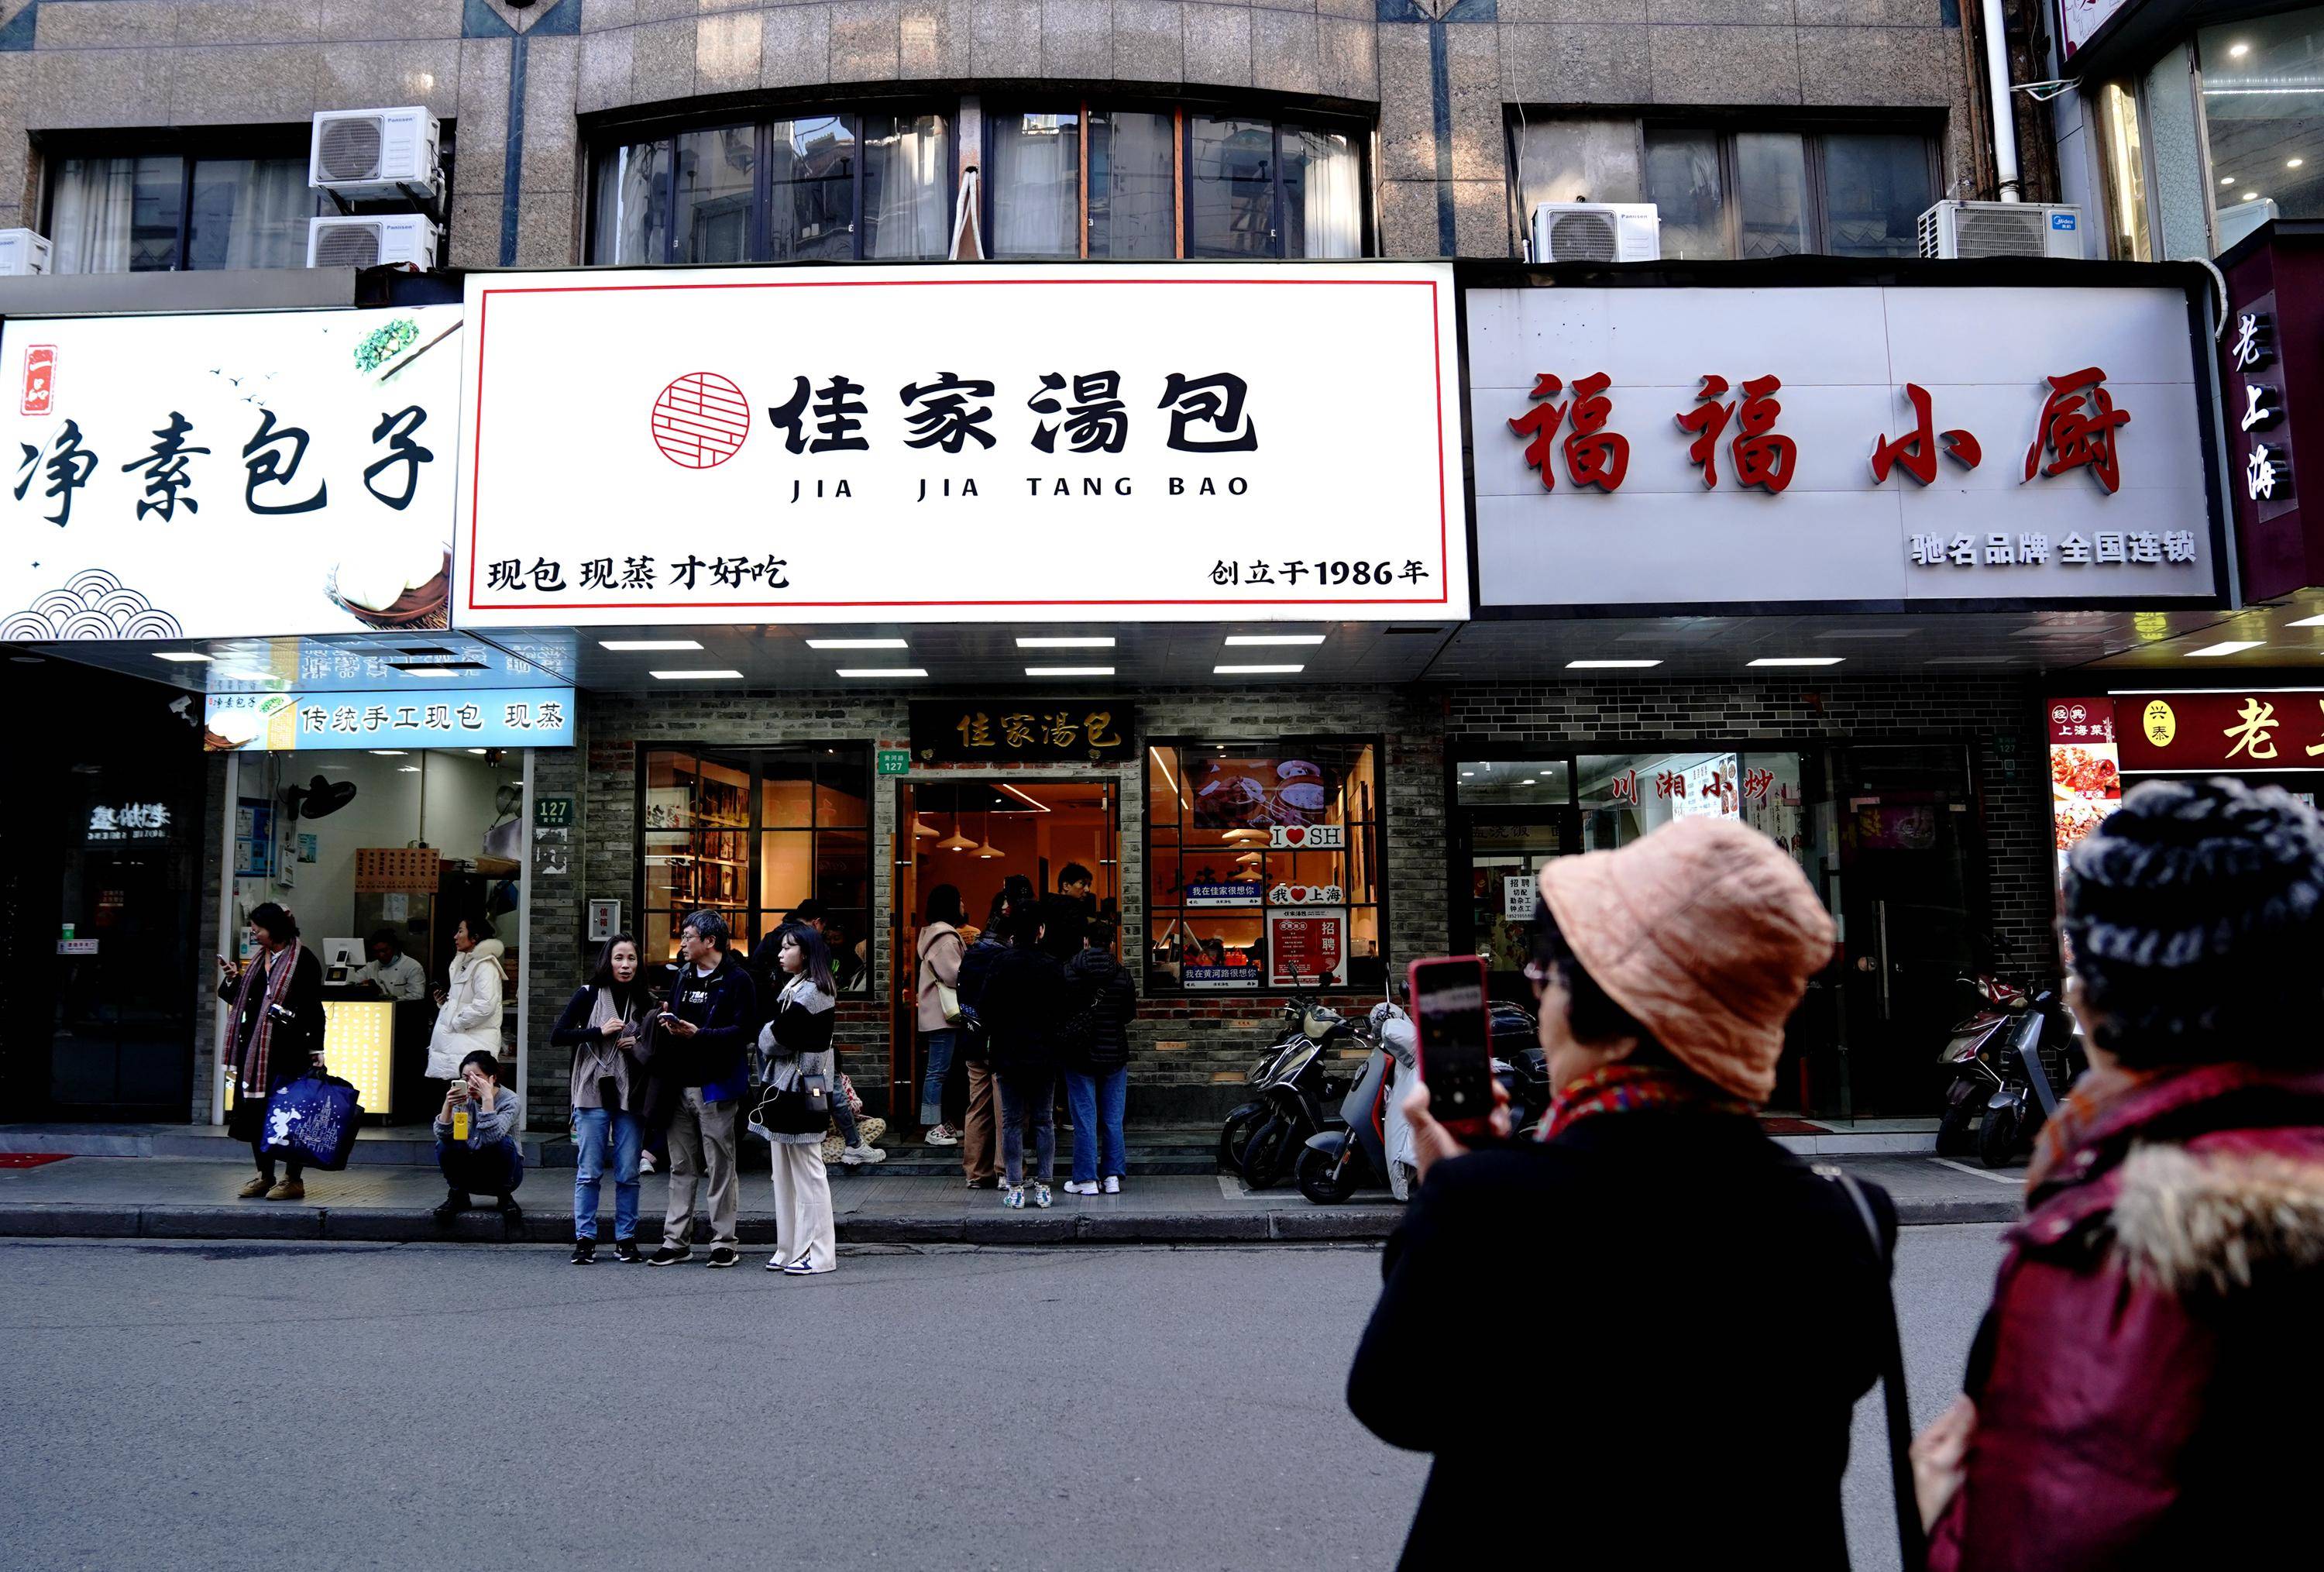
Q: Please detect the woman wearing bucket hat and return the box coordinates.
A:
[1914,776,2324,1569]
[1346,817,1896,1572]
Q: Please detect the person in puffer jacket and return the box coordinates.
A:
[1917,776,2324,1570]
[1061,920,1137,1195]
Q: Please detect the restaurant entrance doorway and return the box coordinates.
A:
[886,779,1122,1122]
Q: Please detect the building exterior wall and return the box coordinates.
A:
[0,0,1978,267]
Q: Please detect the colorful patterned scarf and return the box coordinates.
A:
[1545,1061,1752,1140]
[230,940,301,1097]
[2024,1061,2154,1195]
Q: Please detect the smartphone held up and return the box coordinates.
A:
[1407,955,1497,1144]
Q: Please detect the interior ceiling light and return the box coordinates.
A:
[2223,174,2239,184]
[935,814,977,852]
[1017,635,1116,648]
[651,669,744,679]
[1566,659,1662,669]
[975,810,1003,859]
[835,667,928,678]
[153,651,213,662]
[1222,634,1326,646]
[600,639,701,651]
[1215,663,1305,674]
[913,817,939,839]
[1747,656,1844,667]
[806,638,908,649]
[2187,640,2266,656]
[1024,666,1113,677]
[2230,40,2251,56]
[2287,614,2324,627]
[369,750,409,756]
[2293,157,2308,168]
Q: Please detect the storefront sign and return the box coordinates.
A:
[1270,824,1342,849]
[1268,909,1346,989]
[909,700,1135,765]
[1267,882,1345,906]
[1468,284,2219,610]
[454,264,1466,625]
[1183,965,1260,991]
[1503,875,1535,920]
[876,748,911,776]
[204,687,573,752]
[56,937,98,956]
[2216,231,2324,601]
[2047,698,2121,880]
[2058,0,2131,57]
[2113,689,2324,774]
[0,306,462,642]
[1184,882,1263,908]
[85,803,172,842]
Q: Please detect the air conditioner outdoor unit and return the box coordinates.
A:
[1917,200,2086,260]
[0,228,53,276]
[307,214,439,270]
[1529,202,1661,263]
[309,106,442,201]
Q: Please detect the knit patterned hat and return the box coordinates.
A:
[1538,817,1836,1104]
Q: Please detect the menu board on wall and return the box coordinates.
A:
[2048,698,2122,887]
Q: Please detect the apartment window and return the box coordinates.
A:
[48,153,318,273]
[985,104,1365,260]
[1514,119,1936,261]
[2093,81,2154,260]
[592,110,951,264]
[2198,10,2324,241]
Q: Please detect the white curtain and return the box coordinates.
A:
[1298,131,1363,260]
[49,157,141,273]
[192,157,313,270]
[865,114,950,260]
[990,113,1078,258]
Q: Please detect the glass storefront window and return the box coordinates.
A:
[1456,760,1570,807]
[639,745,871,979]
[2199,11,2324,239]
[1145,740,1383,991]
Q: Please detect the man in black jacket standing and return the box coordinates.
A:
[1347,820,1894,1571]
[647,910,755,1268]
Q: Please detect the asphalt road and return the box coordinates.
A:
[0,1226,2009,1572]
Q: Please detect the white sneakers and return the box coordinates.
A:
[1061,1178,1124,1196]
[923,1125,962,1147]
[839,1144,888,1166]
[1104,1175,1121,1195]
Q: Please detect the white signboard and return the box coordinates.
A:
[1467,285,2219,609]
[455,263,1467,625]
[1,307,462,641]
[1502,875,1535,920]
[2059,0,2130,57]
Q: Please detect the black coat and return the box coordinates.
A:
[218,945,326,1143]
[1061,947,1137,1075]
[1346,1109,1894,1572]
[955,935,1009,1065]
[975,944,1069,1078]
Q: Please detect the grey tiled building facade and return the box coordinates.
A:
[0,0,1994,267]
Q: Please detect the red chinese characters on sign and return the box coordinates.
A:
[1673,375,1794,492]
[1871,384,1983,485]
[1654,769,1684,800]
[2023,366,2131,494]
[1743,767,1776,804]
[1508,372,1628,492]
[1606,769,1639,806]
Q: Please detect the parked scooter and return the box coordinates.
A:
[1934,979,2082,1167]
[1222,983,1356,1187]
[1298,1000,1415,1204]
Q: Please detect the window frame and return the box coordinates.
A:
[1182,110,1373,261]
[1143,733,1388,996]
[1638,120,1943,260]
[631,742,875,968]
[586,104,957,266]
[38,128,342,274]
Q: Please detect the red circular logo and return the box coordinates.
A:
[651,372,750,469]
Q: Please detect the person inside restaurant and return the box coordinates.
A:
[352,927,428,1002]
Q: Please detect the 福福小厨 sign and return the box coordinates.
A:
[203,688,572,752]
[1467,282,2223,611]
[0,307,462,642]
[453,263,1467,625]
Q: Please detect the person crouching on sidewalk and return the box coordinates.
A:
[433,1050,523,1229]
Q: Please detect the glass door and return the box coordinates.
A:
[1452,760,1574,1006]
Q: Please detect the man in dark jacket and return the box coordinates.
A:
[975,906,1069,1208]
[1061,919,1136,1195]
[1039,864,1097,961]
[1348,820,1891,1571]
[648,910,755,1268]
[954,881,1028,1190]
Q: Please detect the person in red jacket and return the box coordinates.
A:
[1917,776,2324,1569]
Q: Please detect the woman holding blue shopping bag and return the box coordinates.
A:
[550,934,655,1264]
[218,902,326,1202]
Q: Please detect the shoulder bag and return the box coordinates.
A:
[1817,1163,1926,1572]
[754,1066,832,1137]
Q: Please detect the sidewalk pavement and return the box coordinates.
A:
[0,1151,2024,1246]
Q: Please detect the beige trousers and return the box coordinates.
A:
[662,1089,739,1248]
[769,1140,836,1271]
[962,1060,1001,1185]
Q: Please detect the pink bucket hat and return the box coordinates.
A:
[1536,817,1837,1104]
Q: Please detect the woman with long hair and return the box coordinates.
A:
[915,883,968,1143]
[757,921,841,1274]
[549,933,654,1264]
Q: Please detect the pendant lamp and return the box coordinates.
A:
[935,808,977,853]
[975,810,1004,859]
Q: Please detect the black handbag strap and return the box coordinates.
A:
[1815,1163,1927,1572]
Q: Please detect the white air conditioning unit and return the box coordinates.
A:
[1529,202,1661,264]
[307,214,439,270]
[0,228,53,276]
[1918,200,2086,260]
[309,106,442,201]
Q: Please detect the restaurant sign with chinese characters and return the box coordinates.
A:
[454,264,1467,626]
[909,700,1135,765]
[1468,282,2221,609]
[2113,690,2324,774]
[0,305,462,642]
[203,687,574,752]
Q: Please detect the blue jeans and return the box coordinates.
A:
[999,1069,1055,1186]
[436,1137,524,1199]
[920,1029,957,1126]
[572,1107,644,1242]
[1065,1068,1128,1185]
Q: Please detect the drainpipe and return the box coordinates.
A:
[1983,0,2023,201]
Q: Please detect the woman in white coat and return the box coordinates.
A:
[427,915,507,1085]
